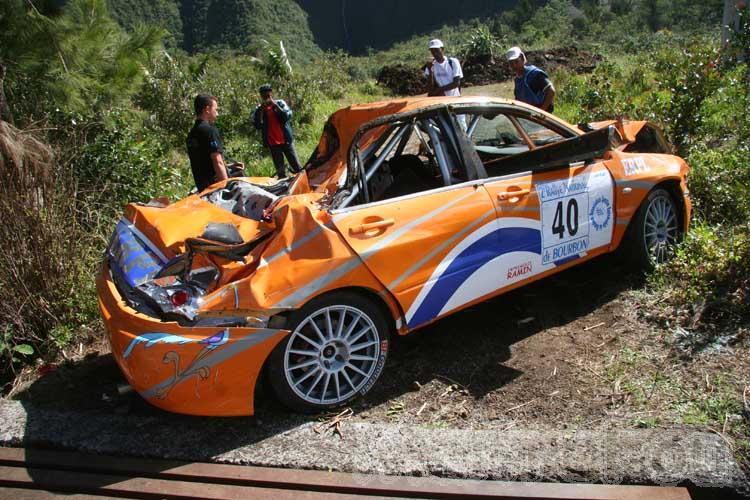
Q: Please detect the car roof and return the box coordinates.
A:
[326,96,579,152]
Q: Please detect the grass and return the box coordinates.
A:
[590,311,750,466]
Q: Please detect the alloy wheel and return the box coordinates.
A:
[283,305,382,405]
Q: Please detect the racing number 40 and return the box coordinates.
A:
[552,199,579,239]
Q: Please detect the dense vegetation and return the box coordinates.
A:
[105,0,320,58]
[0,0,747,433]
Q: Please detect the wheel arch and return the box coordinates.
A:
[656,179,687,233]
[614,178,687,251]
[614,179,685,268]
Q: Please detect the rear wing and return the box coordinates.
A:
[487,125,622,174]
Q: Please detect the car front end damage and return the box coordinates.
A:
[97,264,288,416]
[97,179,330,416]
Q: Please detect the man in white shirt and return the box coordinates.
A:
[422,39,466,129]
[422,39,463,97]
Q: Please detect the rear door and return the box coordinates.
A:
[332,184,497,329]
[470,110,616,289]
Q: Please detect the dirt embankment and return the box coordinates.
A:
[377,47,602,96]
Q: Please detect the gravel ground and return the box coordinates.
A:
[0,398,745,495]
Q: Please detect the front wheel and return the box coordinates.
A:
[625,188,682,268]
[268,292,390,413]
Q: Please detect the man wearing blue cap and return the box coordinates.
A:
[252,84,302,179]
[505,46,556,113]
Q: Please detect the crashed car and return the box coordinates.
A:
[97,97,690,416]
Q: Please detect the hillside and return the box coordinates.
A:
[296,0,518,54]
[107,0,320,59]
[106,0,519,58]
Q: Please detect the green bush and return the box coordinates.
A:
[686,147,750,223]
[138,53,263,147]
[75,109,191,218]
[137,53,198,148]
[461,25,502,62]
[649,222,750,351]
[304,51,355,100]
[646,35,721,153]
[556,61,637,123]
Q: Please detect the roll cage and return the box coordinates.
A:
[330,102,604,211]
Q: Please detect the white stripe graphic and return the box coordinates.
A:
[405,217,540,324]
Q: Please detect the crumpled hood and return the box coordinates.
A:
[124,196,269,260]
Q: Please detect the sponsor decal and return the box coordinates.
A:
[507,261,533,280]
[125,329,231,400]
[589,196,612,231]
[543,237,589,264]
[360,339,389,395]
[622,157,650,176]
[536,175,590,203]
[538,177,590,266]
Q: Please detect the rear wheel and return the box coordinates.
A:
[268,292,390,413]
[625,188,681,268]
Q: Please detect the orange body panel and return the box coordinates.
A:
[97,264,288,416]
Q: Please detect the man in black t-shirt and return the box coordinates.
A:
[186,94,238,191]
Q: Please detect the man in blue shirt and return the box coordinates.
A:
[505,46,556,113]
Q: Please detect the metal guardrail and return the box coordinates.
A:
[0,446,691,499]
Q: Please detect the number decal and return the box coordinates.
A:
[552,202,565,239]
[567,199,578,236]
[537,174,599,265]
[551,199,580,240]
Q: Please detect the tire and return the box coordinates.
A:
[267,292,390,413]
[624,188,682,269]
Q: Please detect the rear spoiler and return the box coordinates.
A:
[486,125,622,173]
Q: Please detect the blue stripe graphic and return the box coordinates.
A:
[408,227,541,328]
[110,221,163,287]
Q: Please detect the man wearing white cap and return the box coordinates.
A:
[422,39,463,97]
[505,46,556,113]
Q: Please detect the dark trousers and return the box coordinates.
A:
[269,143,302,178]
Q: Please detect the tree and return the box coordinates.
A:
[642,0,662,31]
[0,63,12,124]
[723,1,744,47]
[0,0,163,122]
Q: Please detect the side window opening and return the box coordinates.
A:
[305,120,340,170]
[466,109,576,177]
[470,112,529,159]
[517,117,566,147]
[338,110,472,209]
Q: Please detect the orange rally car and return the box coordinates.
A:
[97,97,691,416]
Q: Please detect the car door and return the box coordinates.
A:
[473,111,616,291]
[331,110,500,330]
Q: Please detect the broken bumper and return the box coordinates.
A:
[96,262,289,416]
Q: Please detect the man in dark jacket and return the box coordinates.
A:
[252,84,302,178]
